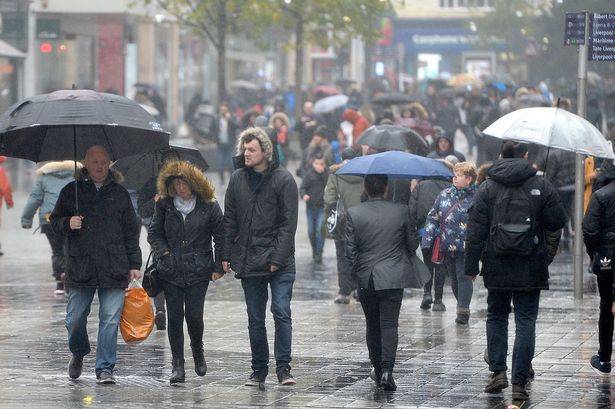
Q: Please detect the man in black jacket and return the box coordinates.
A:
[583,161,615,375]
[465,142,566,401]
[50,146,142,385]
[222,127,299,386]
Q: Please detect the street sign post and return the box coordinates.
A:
[565,12,587,45]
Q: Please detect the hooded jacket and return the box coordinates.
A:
[342,109,370,146]
[147,161,223,287]
[465,159,566,290]
[49,168,142,289]
[222,128,299,278]
[21,161,81,228]
[427,135,466,162]
[323,163,364,234]
[0,156,13,209]
[409,178,452,229]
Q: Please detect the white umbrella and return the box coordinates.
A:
[313,94,348,114]
[482,107,614,159]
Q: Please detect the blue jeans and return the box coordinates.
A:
[65,287,125,375]
[241,271,295,376]
[217,143,234,180]
[449,255,473,310]
[306,207,324,258]
[486,289,540,386]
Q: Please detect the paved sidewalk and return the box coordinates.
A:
[0,191,613,408]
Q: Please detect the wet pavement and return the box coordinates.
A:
[1,185,614,408]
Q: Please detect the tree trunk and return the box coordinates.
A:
[363,40,371,105]
[294,18,304,123]
[216,1,227,108]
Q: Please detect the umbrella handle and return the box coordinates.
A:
[73,126,79,215]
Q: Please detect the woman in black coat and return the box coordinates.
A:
[148,161,224,384]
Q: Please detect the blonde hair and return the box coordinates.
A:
[454,161,477,183]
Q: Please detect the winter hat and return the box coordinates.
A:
[236,127,275,164]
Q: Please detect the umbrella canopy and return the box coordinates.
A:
[336,150,453,179]
[313,94,348,114]
[312,85,340,97]
[112,145,209,190]
[371,93,414,105]
[357,125,430,155]
[482,107,615,160]
[0,89,170,162]
[230,80,259,90]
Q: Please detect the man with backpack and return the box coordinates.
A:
[465,141,566,401]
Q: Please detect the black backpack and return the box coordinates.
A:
[489,181,538,256]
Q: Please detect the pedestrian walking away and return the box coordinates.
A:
[583,160,615,376]
[0,156,14,256]
[222,127,299,387]
[465,141,566,401]
[300,155,328,268]
[345,174,428,391]
[421,161,477,324]
[21,161,82,295]
[148,160,224,384]
[49,146,142,385]
[324,148,363,304]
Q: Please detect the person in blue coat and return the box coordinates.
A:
[21,161,82,295]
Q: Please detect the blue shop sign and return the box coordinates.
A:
[394,27,505,52]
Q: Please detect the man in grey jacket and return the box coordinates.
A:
[345,174,428,391]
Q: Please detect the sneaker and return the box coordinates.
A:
[590,355,611,376]
[420,293,432,310]
[54,281,65,295]
[96,371,116,385]
[369,367,382,386]
[334,294,350,304]
[432,301,446,312]
[277,368,296,386]
[245,371,267,386]
[68,356,83,379]
[155,311,166,331]
[455,311,470,325]
[484,370,508,393]
[511,383,529,401]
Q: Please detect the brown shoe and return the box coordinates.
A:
[484,370,508,393]
[512,383,529,401]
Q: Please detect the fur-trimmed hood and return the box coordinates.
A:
[157,160,215,202]
[236,127,275,165]
[37,161,82,176]
[269,112,290,128]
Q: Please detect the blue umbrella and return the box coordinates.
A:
[336,150,453,179]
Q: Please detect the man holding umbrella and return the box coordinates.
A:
[50,146,142,384]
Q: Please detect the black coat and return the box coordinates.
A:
[148,197,223,287]
[408,178,451,227]
[299,169,328,209]
[465,159,566,290]
[222,163,299,278]
[345,198,428,290]
[50,171,142,289]
[583,169,615,259]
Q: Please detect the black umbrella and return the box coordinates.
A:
[112,145,209,191]
[371,93,414,105]
[357,125,411,152]
[0,89,170,211]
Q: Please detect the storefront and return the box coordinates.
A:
[394,21,504,80]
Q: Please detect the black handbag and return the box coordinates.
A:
[142,252,162,297]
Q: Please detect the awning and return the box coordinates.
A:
[0,40,26,59]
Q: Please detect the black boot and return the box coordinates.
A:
[170,358,185,384]
[192,348,207,377]
[380,371,397,391]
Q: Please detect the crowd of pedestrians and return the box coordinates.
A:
[2,80,614,404]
